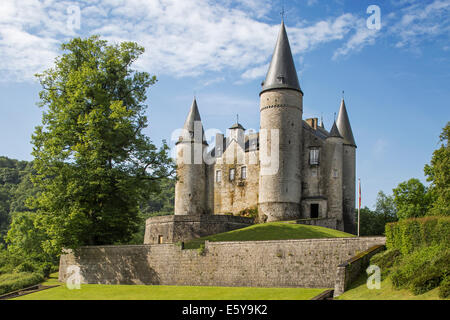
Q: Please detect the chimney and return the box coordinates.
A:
[306,118,318,130]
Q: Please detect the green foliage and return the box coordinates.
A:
[237,206,258,219]
[197,243,206,256]
[385,216,450,254]
[393,178,431,220]
[0,272,44,295]
[355,191,397,236]
[390,245,449,295]
[128,177,175,244]
[439,276,450,299]
[370,249,402,277]
[0,157,36,243]
[30,36,174,253]
[424,122,450,216]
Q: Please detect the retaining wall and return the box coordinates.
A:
[59,236,385,288]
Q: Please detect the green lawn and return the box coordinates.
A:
[184,221,355,249]
[14,274,326,300]
[335,274,447,300]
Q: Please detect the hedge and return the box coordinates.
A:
[0,272,44,295]
[385,216,450,255]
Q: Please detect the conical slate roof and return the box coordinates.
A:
[178,98,206,144]
[336,99,356,146]
[261,21,302,95]
[329,120,342,138]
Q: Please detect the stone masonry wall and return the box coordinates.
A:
[144,215,253,244]
[59,236,385,288]
[334,244,386,297]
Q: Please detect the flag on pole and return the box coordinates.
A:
[358,178,361,209]
[357,178,361,237]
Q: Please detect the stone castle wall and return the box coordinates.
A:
[144,215,254,244]
[59,236,385,288]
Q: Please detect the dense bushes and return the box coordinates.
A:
[0,272,44,295]
[376,217,450,298]
[370,249,402,276]
[385,216,450,254]
[389,245,449,296]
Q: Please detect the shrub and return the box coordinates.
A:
[385,216,450,254]
[390,244,449,294]
[439,276,450,299]
[0,272,44,295]
[370,249,402,277]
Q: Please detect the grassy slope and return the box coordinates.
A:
[336,274,447,300]
[15,274,325,300]
[184,222,355,249]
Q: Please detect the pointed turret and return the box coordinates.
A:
[258,20,303,222]
[261,21,302,95]
[178,98,206,144]
[336,99,356,147]
[329,120,342,138]
[174,97,208,216]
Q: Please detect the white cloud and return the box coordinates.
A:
[0,0,448,83]
[391,0,450,48]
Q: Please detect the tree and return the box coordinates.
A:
[30,36,174,254]
[375,190,397,223]
[424,122,449,216]
[392,178,431,220]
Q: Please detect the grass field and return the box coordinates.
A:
[184,221,354,249]
[14,274,326,300]
[335,274,447,300]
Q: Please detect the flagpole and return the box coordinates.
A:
[357,178,361,237]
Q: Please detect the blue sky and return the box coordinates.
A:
[0,0,449,209]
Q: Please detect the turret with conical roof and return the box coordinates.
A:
[261,21,303,95]
[329,120,343,138]
[336,99,356,147]
[174,97,208,216]
[336,98,356,233]
[258,20,303,222]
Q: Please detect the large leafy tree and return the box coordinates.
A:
[30,36,174,254]
[424,122,449,216]
[392,178,431,220]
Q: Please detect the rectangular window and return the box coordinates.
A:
[310,148,320,165]
[229,168,235,181]
[241,166,247,179]
[216,170,222,183]
[158,235,163,244]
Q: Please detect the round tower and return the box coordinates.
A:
[326,121,344,231]
[336,98,357,233]
[174,98,208,215]
[258,21,303,222]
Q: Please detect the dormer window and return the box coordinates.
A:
[277,75,286,84]
[216,146,222,157]
[309,148,320,165]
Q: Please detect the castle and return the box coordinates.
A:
[144,21,356,244]
[60,21,386,294]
